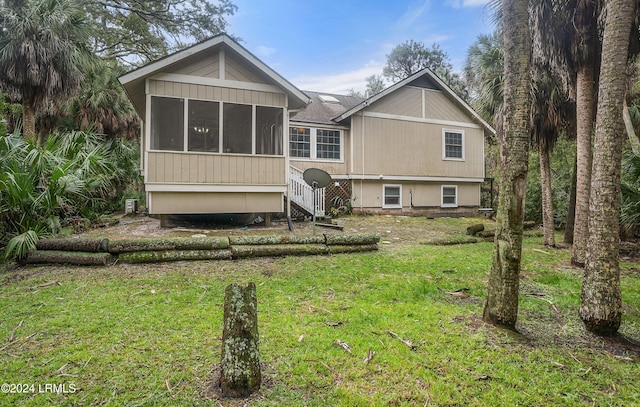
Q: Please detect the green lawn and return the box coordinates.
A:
[1,216,639,406]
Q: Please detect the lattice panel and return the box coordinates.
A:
[324,179,352,212]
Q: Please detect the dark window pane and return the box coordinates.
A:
[188,100,219,152]
[385,186,401,206]
[151,96,184,151]
[223,103,252,154]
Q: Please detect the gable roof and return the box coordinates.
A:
[290,91,364,125]
[333,68,496,136]
[118,33,311,112]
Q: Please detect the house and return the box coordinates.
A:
[119,34,494,224]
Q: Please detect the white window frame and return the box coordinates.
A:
[288,126,343,162]
[383,184,402,209]
[442,129,465,161]
[441,185,458,208]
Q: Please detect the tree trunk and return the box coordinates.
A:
[220,283,261,398]
[118,249,232,263]
[579,0,635,335]
[483,0,531,329]
[539,146,555,246]
[571,64,596,266]
[230,244,330,258]
[26,250,117,266]
[22,98,36,143]
[564,156,577,243]
[36,238,110,252]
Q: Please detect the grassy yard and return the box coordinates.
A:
[1,216,639,406]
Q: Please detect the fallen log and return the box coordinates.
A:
[118,249,232,263]
[424,237,478,246]
[231,244,329,258]
[229,235,324,245]
[324,233,380,245]
[477,231,495,238]
[317,223,344,230]
[36,238,109,253]
[108,237,229,253]
[523,221,537,229]
[26,250,117,266]
[466,224,485,236]
[328,244,379,254]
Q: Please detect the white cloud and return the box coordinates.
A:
[446,0,491,8]
[254,45,276,57]
[291,60,385,95]
[395,0,431,30]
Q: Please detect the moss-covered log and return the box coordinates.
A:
[36,238,109,252]
[229,235,324,245]
[118,249,232,263]
[424,237,479,246]
[478,231,496,238]
[26,250,117,266]
[220,282,261,398]
[231,244,329,258]
[108,237,229,253]
[523,221,537,229]
[328,244,379,254]
[466,224,485,236]
[324,233,380,245]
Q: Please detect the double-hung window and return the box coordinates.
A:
[383,184,402,209]
[443,130,464,160]
[289,127,342,161]
[441,185,458,207]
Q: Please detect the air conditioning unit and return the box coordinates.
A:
[125,199,139,214]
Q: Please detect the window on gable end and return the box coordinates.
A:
[443,130,464,160]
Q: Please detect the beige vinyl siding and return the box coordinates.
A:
[423,90,473,123]
[225,53,266,83]
[169,53,220,78]
[289,159,348,176]
[149,192,283,214]
[367,87,422,117]
[350,115,484,178]
[356,181,480,209]
[147,152,286,185]
[147,80,286,107]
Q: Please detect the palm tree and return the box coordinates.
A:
[531,0,602,266]
[580,0,637,335]
[0,0,89,146]
[530,74,574,247]
[483,0,532,328]
[64,60,140,139]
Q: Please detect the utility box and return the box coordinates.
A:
[125,199,139,214]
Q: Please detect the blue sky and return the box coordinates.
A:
[227,0,496,94]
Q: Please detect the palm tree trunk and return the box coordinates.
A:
[564,156,577,243]
[579,0,635,335]
[483,0,531,329]
[571,64,595,266]
[22,98,36,143]
[540,146,555,246]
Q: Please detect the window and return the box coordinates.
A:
[289,126,342,160]
[151,96,184,151]
[223,103,252,154]
[256,106,283,155]
[289,127,311,157]
[442,185,458,207]
[383,184,402,209]
[188,100,219,152]
[316,129,341,159]
[149,95,284,156]
[443,130,464,160]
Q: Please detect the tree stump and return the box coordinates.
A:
[466,224,485,236]
[220,282,261,398]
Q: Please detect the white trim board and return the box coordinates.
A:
[145,184,287,193]
[362,111,482,130]
[347,174,485,183]
[149,73,284,94]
